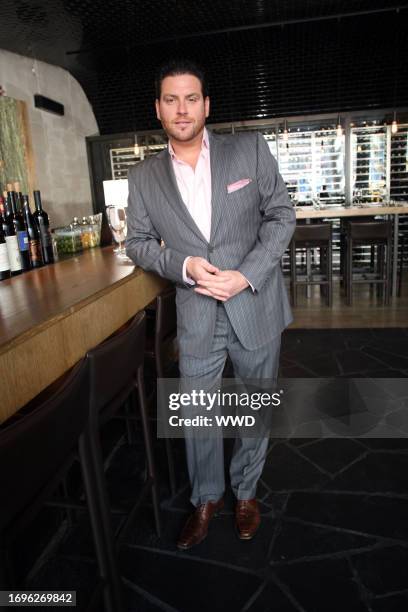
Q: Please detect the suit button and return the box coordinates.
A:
[208,245,214,253]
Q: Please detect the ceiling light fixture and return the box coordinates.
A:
[283,120,289,142]
[134,134,140,157]
[336,115,343,138]
[391,111,398,134]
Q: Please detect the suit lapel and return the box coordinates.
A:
[153,149,208,243]
[209,132,231,243]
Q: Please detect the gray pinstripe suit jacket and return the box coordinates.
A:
[126,130,296,358]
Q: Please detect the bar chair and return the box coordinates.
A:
[85,311,161,543]
[344,220,392,306]
[0,360,124,612]
[289,223,333,307]
[145,288,178,497]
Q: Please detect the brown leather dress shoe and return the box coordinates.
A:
[236,499,260,540]
[177,498,224,550]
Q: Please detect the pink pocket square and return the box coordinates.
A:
[227,178,252,193]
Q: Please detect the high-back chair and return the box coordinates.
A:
[0,359,124,612]
[289,222,333,307]
[85,311,161,543]
[345,219,392,305]
[145,288,178,497]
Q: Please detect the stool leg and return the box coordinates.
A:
[60,476,76,527]
[165,438,177,497]
[124,397,137,445]
[290,242,297,307]
[157,382,177,497]
[398,237,403,297]
[377,245,383,300]
[386,237,392,305]
[346,237,353,306]
[381,244,388,306]
[398,235,405,298]
[79,430,125,612]
[137,368,162,538]
[327,243,332,307]
[340,225,345,287]
[320,246,325,298]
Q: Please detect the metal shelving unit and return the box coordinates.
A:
[277,130,314,202]
[390,124,408,201]
[390,124,408,273]
[110,143,166,179]
[351,125,387,203]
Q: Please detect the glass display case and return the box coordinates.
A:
[351,124,387,203]
[390,124,408,202]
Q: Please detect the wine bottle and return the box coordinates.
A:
[3,195,23,276]
[0,196,7,235]
[8,191,31,271]
[33,190,54,264]
[0,206,11,281]
[15,190,23,213]
[22,195,43,268]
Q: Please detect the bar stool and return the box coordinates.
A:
[145,288,178,497]
[0,360,124,612]
[340,217,378,287]
[85,311,161,542]
[289,223,333,306]
[344,220,392,306]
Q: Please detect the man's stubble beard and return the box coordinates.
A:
[162,118,206,144]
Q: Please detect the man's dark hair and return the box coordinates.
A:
[155,59,209,99]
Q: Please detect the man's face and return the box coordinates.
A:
[155,73,209,143]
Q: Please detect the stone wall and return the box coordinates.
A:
[0,49,98,227]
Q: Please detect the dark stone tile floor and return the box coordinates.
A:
[14,328,408,611]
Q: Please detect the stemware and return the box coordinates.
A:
[106,205,128,258]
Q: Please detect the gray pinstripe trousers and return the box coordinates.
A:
[179,303,281,506]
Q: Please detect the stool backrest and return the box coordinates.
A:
[87,311,146,415]
[294,223,332,242]
[155,288,177,344]
[155,289,177,378]
[349,221,391,240]
[0,359,89,530]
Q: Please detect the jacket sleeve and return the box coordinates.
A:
[125,164,187,284]
[237,132,296,292]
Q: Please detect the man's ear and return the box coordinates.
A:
[204,96,210,119]
[155,99,161,121]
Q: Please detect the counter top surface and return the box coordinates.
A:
[0,247,138,354]
[295,203,408,219]
[0,247,168,422]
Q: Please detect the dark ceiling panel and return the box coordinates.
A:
[0,1,407,133]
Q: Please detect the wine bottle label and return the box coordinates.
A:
[17,230,29,251]
[0,242,10,272]
[5,235,23,271]
[29,239,42,264]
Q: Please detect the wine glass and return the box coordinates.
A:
[106,205,128,258]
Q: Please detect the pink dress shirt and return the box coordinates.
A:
[169,128,211,284]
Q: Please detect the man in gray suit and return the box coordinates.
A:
[126,59,295,549]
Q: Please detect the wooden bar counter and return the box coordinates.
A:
[0,247,168,424]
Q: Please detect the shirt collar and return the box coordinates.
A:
[168,127,209,161]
